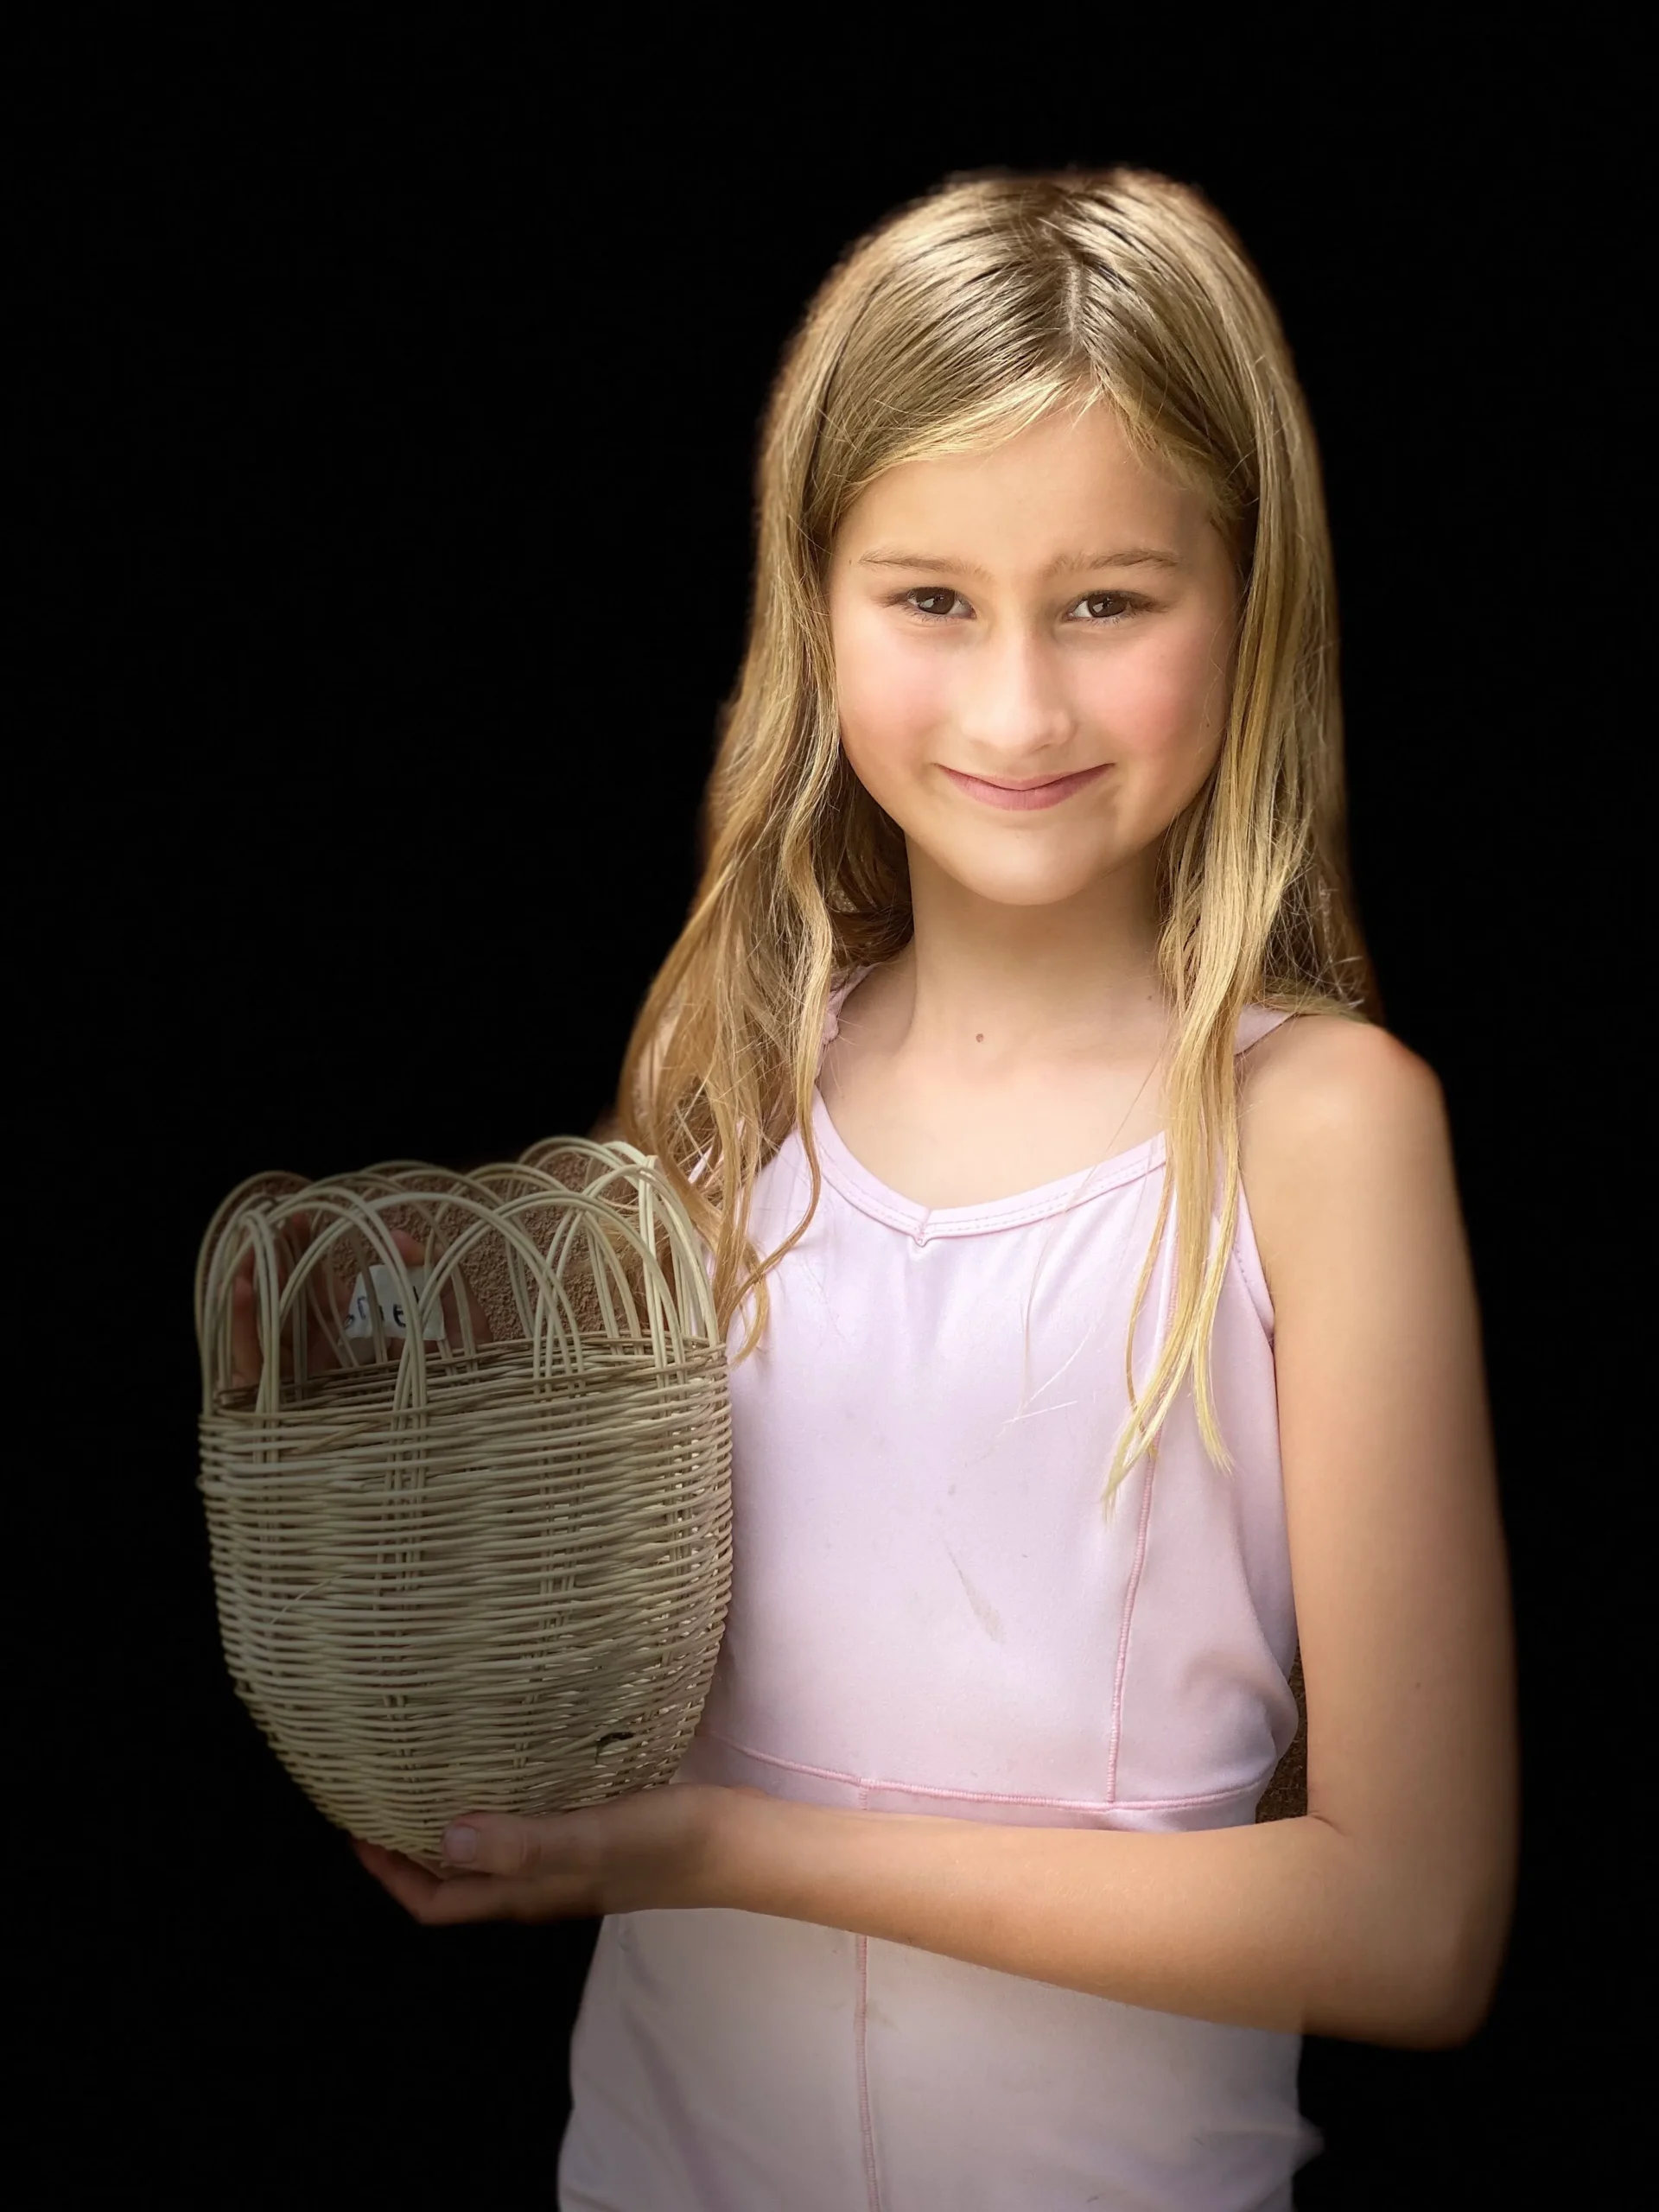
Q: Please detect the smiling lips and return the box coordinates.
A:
[941,763,1109,811]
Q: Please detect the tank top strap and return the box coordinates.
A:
[821,963,880,1050]
[1235,1003,1294,1056]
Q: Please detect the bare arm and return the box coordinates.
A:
[696,1018,1519,2049]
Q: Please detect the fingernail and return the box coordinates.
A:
[442,1825,477,1863]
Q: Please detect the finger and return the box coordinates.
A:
[230,1268,302,1388]
[378,1229,452,1351]
[302,1253,377,1375]
[351,1840,453,1916]
[299,1229,420,1370]
[232,1217,350,1388]
[304,1295,353,1376]
[351,1837,547,1926]
[232,1269,314,1387]
[439,1809,596,1884]
[380,1226,495,1350]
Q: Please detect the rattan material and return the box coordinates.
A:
[195,1139,733,1873]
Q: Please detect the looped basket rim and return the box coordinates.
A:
[196,1138,720,1418]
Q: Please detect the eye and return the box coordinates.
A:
[891,587,1147,625]
[1066,591,1140,623]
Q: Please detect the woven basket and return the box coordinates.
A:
[194,1138,733,1873]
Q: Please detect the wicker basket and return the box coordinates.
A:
[194,1138,733,1873]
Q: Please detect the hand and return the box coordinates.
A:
[348,1782,767,1925]
[229,1218,492,1389]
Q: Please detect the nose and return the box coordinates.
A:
[949,620,1078,773]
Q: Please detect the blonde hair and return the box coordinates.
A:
[609,165,1377,1510]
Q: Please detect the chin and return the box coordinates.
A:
[930,849,1121,908]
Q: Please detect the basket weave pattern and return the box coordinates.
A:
[194,1140,733,1872]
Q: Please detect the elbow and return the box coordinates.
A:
[1329,1852,1512,2050]
[1383,1913,1510,2052]
[1396,1978,1495,2052]
[1325,1809,1517,2051]
[1350,1961,1493,2053]
[1417,1931,1510,2050]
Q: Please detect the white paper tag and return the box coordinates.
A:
[340,1264,444,1342]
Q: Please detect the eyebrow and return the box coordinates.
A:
[855,546,1185,581]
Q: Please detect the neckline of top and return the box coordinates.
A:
[806,963,1290,1240]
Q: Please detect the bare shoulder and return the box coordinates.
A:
[1238,1014,1458,1293]
[1242,1010,1444,1141]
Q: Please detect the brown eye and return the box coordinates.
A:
[906,588,963,618]
[1071,591,1136,622]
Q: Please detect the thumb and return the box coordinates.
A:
[439,1811,565,1876]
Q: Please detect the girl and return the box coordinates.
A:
[353,167,1518,2210]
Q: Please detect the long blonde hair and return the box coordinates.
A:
[609,165,1377,1510]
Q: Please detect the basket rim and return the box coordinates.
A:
[196,1141,721,1417]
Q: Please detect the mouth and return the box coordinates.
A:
[940,763,1109,812]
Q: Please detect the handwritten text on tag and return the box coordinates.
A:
[340,1264,444,1341]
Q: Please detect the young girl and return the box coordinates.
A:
[353,165,1518,2211]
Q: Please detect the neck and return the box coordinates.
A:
[884,849,1169,1078]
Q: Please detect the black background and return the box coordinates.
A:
[29,15,1639,2205]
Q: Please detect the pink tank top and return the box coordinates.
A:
[559,968,1322,2212]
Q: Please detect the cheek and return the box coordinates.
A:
[834,620,944,761]
[1089,629,1230,769]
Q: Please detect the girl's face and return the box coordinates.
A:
[826,403,1239,914]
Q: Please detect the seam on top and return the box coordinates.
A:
[809,1092,1167,1239]
[816,962,1166,1238]
[697,1727,1258,1815]
[1230,1175,1276,1340]
[803,1109,1277,1347]
[811,982,1294,1249]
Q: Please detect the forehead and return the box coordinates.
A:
[835,405,1209,567]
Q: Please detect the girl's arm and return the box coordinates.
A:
[699,1018,1519,2049]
